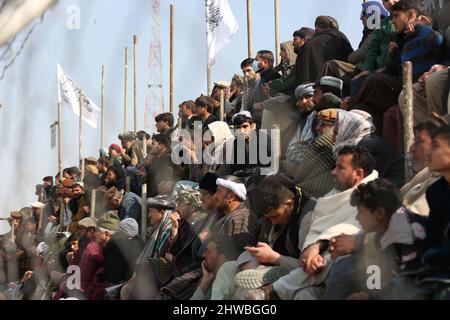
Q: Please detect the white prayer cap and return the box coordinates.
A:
[31,201,45,209]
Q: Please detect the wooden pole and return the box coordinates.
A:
[205,1,211,94]
[170,5,174,114]
[142,134,147,159]
[207,65,211,95]
[59,200,64,232]
[219,88,225,121]
[274,0,280,65]
[90,190,96,218]
[37,208,43,234]
[101,64,105,150]
[11,221,15,242]
[246,0,253,58]
[125,176,131,192]
[57,102,62,180]
[141,183,147,241]
[124,47,129,132]
[79,90,84,182]
[402,61,414,181]
[133,35,138,133]
[242,77,249,111]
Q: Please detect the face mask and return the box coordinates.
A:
[252,60,260,72]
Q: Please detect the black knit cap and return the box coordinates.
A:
[199,172,219,194]
[316,93,342,111]
[293,27,315,39]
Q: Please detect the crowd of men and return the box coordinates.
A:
[1,0,450,300]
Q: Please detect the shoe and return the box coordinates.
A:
[235,266,284,289]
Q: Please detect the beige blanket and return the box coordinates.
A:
[302,170,379,250]
[401,167,440,216]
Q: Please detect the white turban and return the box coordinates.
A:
[216,178,247,201]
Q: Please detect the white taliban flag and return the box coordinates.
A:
[205,0,239,67]
[57,63,100,128]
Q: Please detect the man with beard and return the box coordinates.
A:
[240,58,268,122]
[104,163,126,191]
[243,146,378,300]
[178,100,195,129]
[105,187,141,227]
[211,176,259,249]
[218,111,272,178]
[145,133,177,197]
[118,131,144,168]
[296,16,353,85]
[270,27,314,96]
[285,83,315,161]
[67,182,90,234]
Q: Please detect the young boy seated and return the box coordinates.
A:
[325,178,428,300]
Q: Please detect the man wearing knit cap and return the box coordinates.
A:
[315,93,342,111]
[199,172,219,212]
[171,188,206,239]
[314,76,343,104]
[79,211,119,299]
[144,188,209,295]
[108,143,124,166]
[118,131,143,167]
[212,176,259,249]
[296,15,353,85]
[103,218,145,286]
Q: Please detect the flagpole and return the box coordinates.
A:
[274,0,280,65]
[169,4,174,114]
[124,47,129,132]
[219,88,225,121]
[246,0,253,58]
[133,35,138,133]
[79,90,84,182]
[57,101,62,180]
[101,64,105,150]
[207,66,211,95]
[205,3,211,96]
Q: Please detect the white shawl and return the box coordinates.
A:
[302,170,379,250]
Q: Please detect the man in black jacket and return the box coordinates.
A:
[145,133,177,197]
[423,125,450,267]
[103,218,145,285]
[296,16,353,85]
